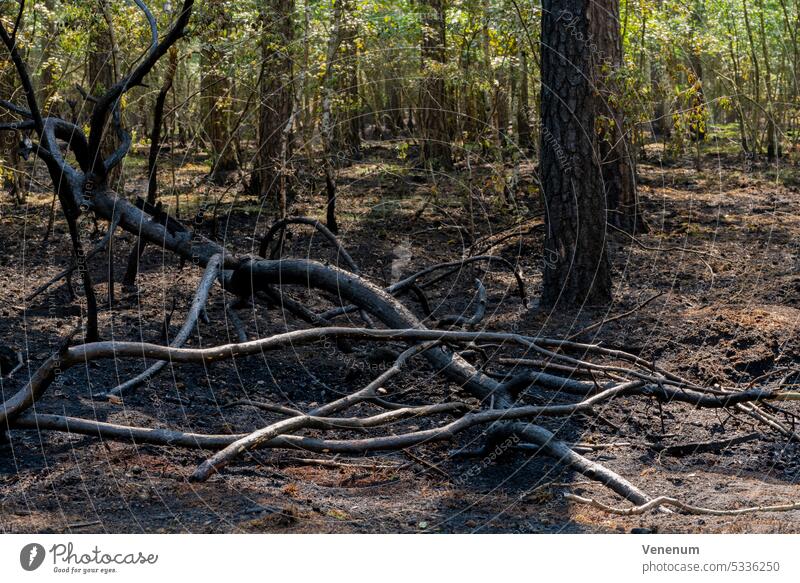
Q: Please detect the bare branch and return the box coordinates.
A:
[565,493,800,516]
[102,254,223,398]
[438,278,487,328]
[87,0,195,176]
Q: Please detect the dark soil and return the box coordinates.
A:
[1,142,799,533]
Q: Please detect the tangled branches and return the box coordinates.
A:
[2,0,799,521]
[3,318,798,510]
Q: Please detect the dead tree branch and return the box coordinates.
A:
[101,254,223,398]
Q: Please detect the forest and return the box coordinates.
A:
[0,0,799,534]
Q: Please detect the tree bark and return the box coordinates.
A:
[201,6,239,184]
[419,0,452,170]
[250,0,295,202]
[539,0,612,307]
[590,0,645,234]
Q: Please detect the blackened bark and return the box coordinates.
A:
[201,7,239,184]
[250,0,295,201]
[540,1,611,307]
[590,0,645,234]
[147,47,178,205]
[419,0,452,170]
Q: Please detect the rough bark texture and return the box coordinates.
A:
[589,0,645,234]
[251,0,295,201]
[419,0,452,170]
[331,0,361,160]
[87,0,123,191]
[201,6,239,184]
[0,60,23,201]
[540,0,612,307]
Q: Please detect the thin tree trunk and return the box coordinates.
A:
[123,46,178,286]
[591,0,646,234]
[419,0,452,170]
[321,0,343,233]
[250,0,295,202]
[756,0,779,159]
[516,46,533,152]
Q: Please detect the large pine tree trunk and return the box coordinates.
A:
[250,0,295,202]
[419,0,452,170]
[590,0,645,234]
[539,1,611,307]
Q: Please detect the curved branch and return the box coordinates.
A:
[102,253,223,397]
[87,0,194,176]
[132,0,158,53]
[190,341,439,480]
[438,279,487,328]
[503,423,650,505]
[2,324,786,435]
[565,493,800,516]
[259,216,359,273]
[319,255,527,322]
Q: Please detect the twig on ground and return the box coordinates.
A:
[100,253,223,398]
[565,493,800,516]
[567,292,665,340]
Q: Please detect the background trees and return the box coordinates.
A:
[4,0,800,302]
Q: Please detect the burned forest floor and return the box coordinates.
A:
[1,137,800,533]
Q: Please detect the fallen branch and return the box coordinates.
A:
[438,279,487,329]
[190,342,440,481]
[100,253,223,398]
[652,432,761,457]
[565,493,800,516]
[224,301,249,343]
[318,255,527,322]
[3,326,790,430]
